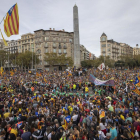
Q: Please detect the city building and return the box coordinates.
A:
[80,45,95,61]
[18,33,34,53]
[34,28,74,70]
[4,40,18,54]
[133,44,140,56]
[100,33,133,61]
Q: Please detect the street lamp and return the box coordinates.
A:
[32,46,33,69]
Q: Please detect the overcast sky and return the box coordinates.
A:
[0,0,140,56]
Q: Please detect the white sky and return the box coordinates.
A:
[0,0,140,56]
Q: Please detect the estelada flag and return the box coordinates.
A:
[4,3,19,37]
[132,86,140,95]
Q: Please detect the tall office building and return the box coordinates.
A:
[73,4,81,68]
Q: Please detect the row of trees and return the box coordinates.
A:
[0,51,73,70]
[81,56,115,68]
[44,53,73,67]
[81,55,140,69]
[0,50,40,69]
[114,55,140,69]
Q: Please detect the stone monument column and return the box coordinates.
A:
[73,4,80,68]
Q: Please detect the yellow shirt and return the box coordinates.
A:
[4,112,10,118]
[85,87,89,92]
[120,115,125,120]
[10,128,18,137]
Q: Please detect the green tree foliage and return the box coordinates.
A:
[16,51,39,68]
[44,53,73,67]
[0,50,7,66]
[81,56,115,68]
[9,52,18,65]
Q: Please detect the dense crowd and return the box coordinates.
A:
[0,68,140,140]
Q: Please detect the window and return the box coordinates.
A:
[45,43,48,47]
[28,36,29,38]
[107,44,110,47]
[39,55,42,60]
[59,49,61,53]
[102,44,106,47]
[45,48,48,53]
[101,37,106,41]
[59,43,61,49]
[108,48,110,52]
[63,44,67,49]
[63,39,66,42]
[40,61,42,65]
[53,38,56,41]
[44,61,48,65]
[53,48,56,53]
[69,39,72,42]
[28,39,30,42]
[53,43,56,47]
[64,49,67,53]
[45,37,49,41]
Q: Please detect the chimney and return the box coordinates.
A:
[50,28,52,30]
[53,28,55,30]
[136,44,138,47]
[62,29,65,31]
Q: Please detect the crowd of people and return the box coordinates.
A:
[0,68,140,140]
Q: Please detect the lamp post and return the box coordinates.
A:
[32,46,33,69]
[35,54,36,71]
[8,52,9,71]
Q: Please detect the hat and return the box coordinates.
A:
[106,133,111,137]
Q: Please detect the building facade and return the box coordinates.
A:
[33,29,74,70]
[133,44,140,56]
[100,33,133,61]
[4,40,18,54]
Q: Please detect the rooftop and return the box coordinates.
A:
[101,32,107,37]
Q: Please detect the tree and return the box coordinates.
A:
[44,53,58,68]
[0,50,7,67]
[16,51,39,69]
[44,53,73,68]
[9,52,19,66]
[57,54,73,67]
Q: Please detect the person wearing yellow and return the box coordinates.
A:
[85,85,89,93]
[85,85,89,97]
[4,109,10,118]
[73,83,76,93]
[10,124,18,137]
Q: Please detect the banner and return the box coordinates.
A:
[89,74,114,86]
[98,63,105,71]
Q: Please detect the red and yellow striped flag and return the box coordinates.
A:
[132,86,140,95]
[4,3,19,37]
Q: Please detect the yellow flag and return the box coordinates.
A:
[0,29,8,46]
[1,67,4,73]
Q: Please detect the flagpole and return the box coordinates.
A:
[0,14,7,25]
[0,3,16,25]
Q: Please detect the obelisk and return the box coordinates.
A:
[73,4,80,68]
